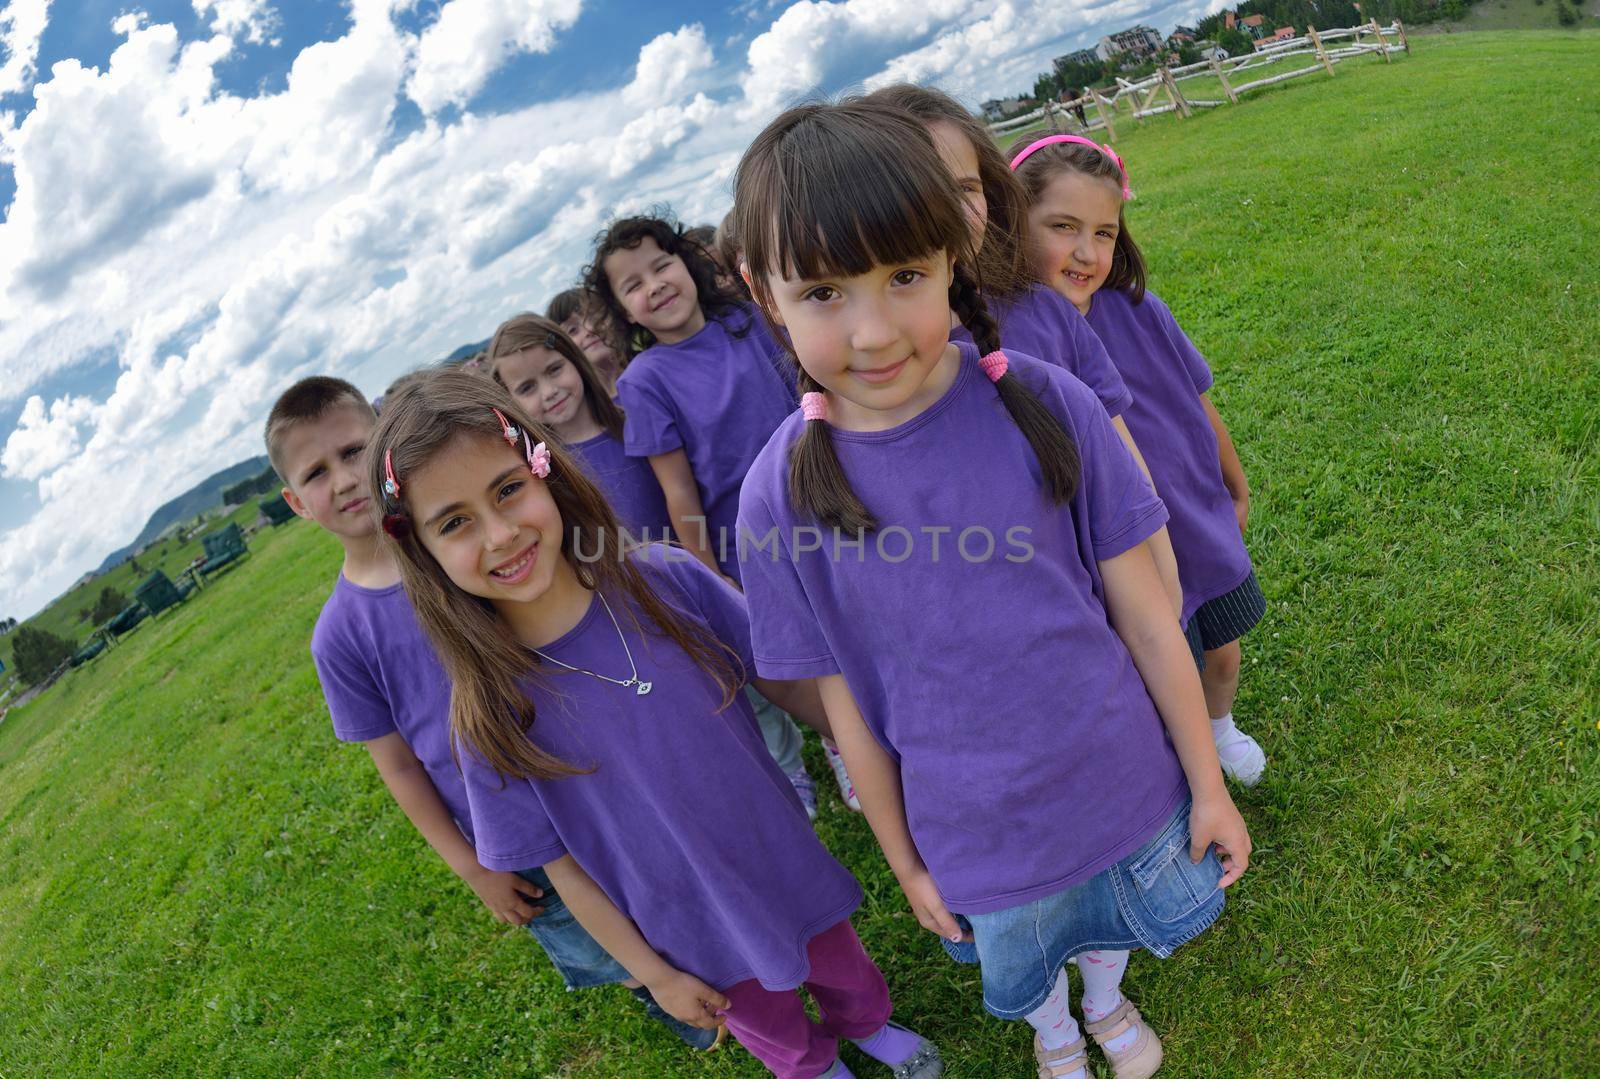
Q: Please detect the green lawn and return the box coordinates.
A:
[2,29,1597,1077]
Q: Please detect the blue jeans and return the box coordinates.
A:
[515,866,630,990]
[941,800,1225,1019]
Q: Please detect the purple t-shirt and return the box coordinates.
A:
[311,575,472,844]
[736,345,1187,915]
[616,305,797,581]
[567,429,674,539]
[953,283,1133,419]
[1087,289,1252,621]
[459,546,862,991]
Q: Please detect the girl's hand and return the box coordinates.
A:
[1190,792,1252,888]
[1232,491,1249,534]
[466,867,545,925]
[645,970,731,1030]
[897,867,969,943]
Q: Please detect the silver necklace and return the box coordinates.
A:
[530,593,652,696]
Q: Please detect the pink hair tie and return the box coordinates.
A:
[800,391,828,422]
[1009,134,1132,201]
[978,350,1009,383]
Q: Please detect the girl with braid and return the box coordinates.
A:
[733,100,1251,1079]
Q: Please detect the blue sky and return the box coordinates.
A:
[0,0,1218,620]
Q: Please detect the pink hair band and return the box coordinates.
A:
[800,391,828,422]
[979,350,1008,382]
[1009,134,1131,201]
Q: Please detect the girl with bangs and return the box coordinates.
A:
[863,84,1182,616]
[369,369,939,1079]
[733,100,1251,1079]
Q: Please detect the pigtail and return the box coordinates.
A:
[786,366,877,534]
[950,265,1081,504]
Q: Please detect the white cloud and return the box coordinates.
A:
[1,394,97,480]
[192,0,279,45]
[406,0,582,115]
[0,0,51,98]
[623,24,712,106]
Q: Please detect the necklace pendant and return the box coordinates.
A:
[635,680,652,696]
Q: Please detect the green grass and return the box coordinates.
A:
[2,30,1598,1077]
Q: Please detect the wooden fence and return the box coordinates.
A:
[991,20,1410,143]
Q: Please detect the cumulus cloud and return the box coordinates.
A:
[1,394,97,480]
[192,0,279,45]
[0,0,51,98]
[406,0,582,115]
[623,24,712,106]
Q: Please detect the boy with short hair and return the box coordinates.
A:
[266,375,717,1050]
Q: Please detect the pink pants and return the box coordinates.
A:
[720,920,893,1079]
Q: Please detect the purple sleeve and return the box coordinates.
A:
[1064,303,1135,418]
[735,484,842,680]
[458,743,566,871]
[1153,295,1213,395]
[1066,380,1169,561]
[311,623,397,743]
[616,361,684,458]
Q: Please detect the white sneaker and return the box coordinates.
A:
[821,738,863,812]
[1214,723,1266,787]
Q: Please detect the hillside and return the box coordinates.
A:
[94,456,271,575]
[1,31,1596,1077]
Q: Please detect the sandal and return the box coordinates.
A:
[1033,1032,1089,1079]
[1083,998,1163,1079]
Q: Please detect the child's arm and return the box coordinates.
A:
[751,675,833,739]
[365,732,545,924]
[646,449,727,579]
[1201,394,1249,534]
[817,674,968,943]
[1097,543,1251,887]
[1111,415,1183,619]
[544,854,729,1029]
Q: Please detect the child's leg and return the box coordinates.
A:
[1023,966,1088,1078]
[1202,639,1265,786]
[1078,950,1162,1076]
[1075,950,1131,1029]
[744,685,816,817]
[804,921,940,1074]
[720,978,837,1079]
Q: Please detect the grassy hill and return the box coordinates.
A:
[1,30,1596,1077]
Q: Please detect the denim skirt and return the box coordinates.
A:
[940,801,1225,1019]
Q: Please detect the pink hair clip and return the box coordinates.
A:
[492,405,552,479]
[1009,134,1132,201]
[978,350,1009,383]
[383,448,401,498]
[800,391,828,422]
[492,407,520,447]
[529,442,551,478]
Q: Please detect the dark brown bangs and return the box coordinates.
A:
[739,101,969,288]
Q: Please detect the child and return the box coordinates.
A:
[546,288,623,395]
[486,313,672,541]
[1010,134,1267,786]
[367,369,940,1079]
[583,213,862,817]
[265,376,716,1050]
[733,100,1252,1079]
[864,84,1182,616]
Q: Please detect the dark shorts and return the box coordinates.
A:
[516,866,630,990]
[939,800,1226,1019]
[1184,571,1267,670]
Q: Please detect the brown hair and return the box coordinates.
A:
[544,287,586,326]
[1007,136,1147,303]
[863,84,1034,300]
[264,375,376,483]
[368,369,742,781]
[486,313,624,441]
[581,212,748,361]
[733,99,1079,534]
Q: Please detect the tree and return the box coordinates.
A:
[1218,26,1255,55]
[13,626,75,685]
[1556,0,1579,23]
[1033,72,1061,102]
[0,616,17,634]
[90,586,129,625]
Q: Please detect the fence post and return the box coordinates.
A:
[1395,19,1411,53]
[1307,25,1336,76]
[1211,56,1239,103]
[1091,88,1118,141]
[1163,66,1192,118]
[1046,102,1061,133]
[1371,19,1391,62]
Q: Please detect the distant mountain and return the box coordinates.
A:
[95,456,272,574]
[440,338,490,365]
